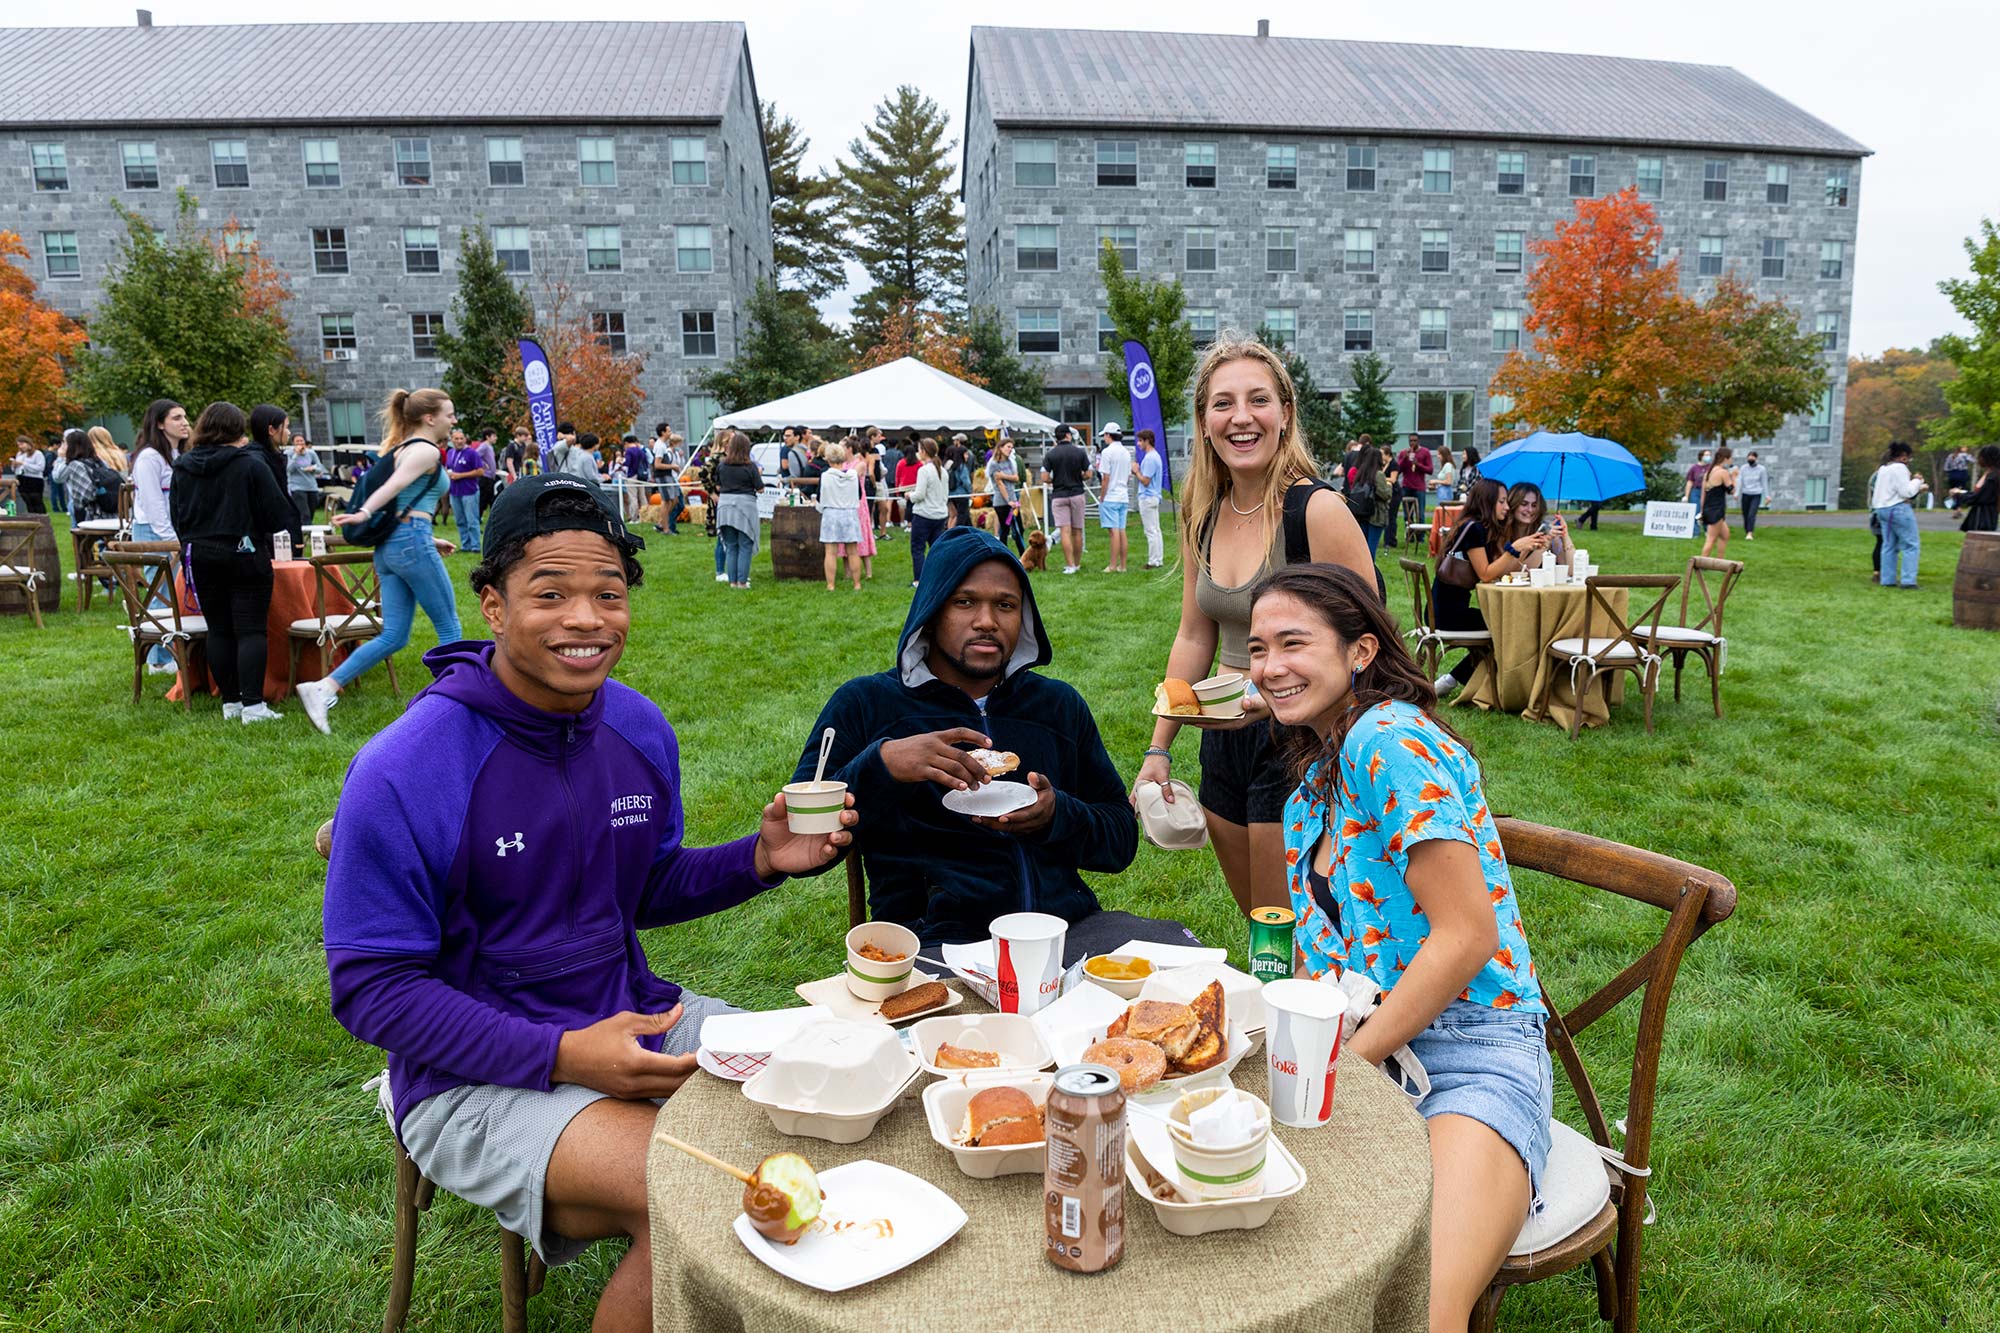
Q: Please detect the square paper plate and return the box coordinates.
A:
[733,1160,968,1292]
[795,970,964,1026]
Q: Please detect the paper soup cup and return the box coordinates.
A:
[844,922,920,1002]
[1167,1087,1270,1200]
[782,780,848,835]
[1193,672,1247,718]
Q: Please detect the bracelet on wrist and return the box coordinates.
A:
[1142,747,1173,763]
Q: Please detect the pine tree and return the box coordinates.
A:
[701,281,851,412]
[435,227,532,438]
[963,306,1045,410]
[764,101,846,303]
[1099,240,1196,430]
[1340,352,1399,448]
[838,86,963,345]
[1258,324,1345,466]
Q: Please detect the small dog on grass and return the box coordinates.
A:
[1021,530,1049,573]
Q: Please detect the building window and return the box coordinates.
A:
[1766,163,1790,205]
[1343,309,1374,352]
[394,137,432,187]
[581,225,621,273]
[1264,308,1297,346]
[1014,139,1056,188]
[1495,151,1525,195]
[659,137,705,187]
[590,311,627,355]
[410,312,444,360]
[1702,159,1728,201]
[221,226,257,254]
[1816,312,1840,350]
[486,137,524,187]
[1495,230,1524,273]
[491,225,530,274]
[1489,393,1516,425]
[311,227,348,275]
[1636,157,1663,199]
[31,143,68,191]
[1820,240,1844,280]
[1015,224,1057,271]
[1491,308,1522,352]
[329,400,367,445]
[1095,140,1136,187]
[1344,227,1376,272]
[1569,154,1597,197]
[681,310,717,357]
[210,139,249,189]
[577,137,617,187]
[1098,224,1138,269]
[685,394,720,442]
[1265,227,1297,273]
[1346,144,1377,192]
[1415,307,1447,352]
[1098,311,1118,353]
[1803,476,1828,507]
[1423,148,1453,194]
[1761,237,1787,279]
[1017,307,1060,353]
[1188,307,1217,349]
[122,142,160,190]
[42,231,80,279]
[1184,227,1217,272]
[1266,144,1297,190]
[1420,230,1450,273]
[299,138,340,188]
[1185,142,1216,188]
[1698,235,1724,277]
[1809,387,1832,442]
[673,225,710,273]
[1826,166,1851,207]
[320,313,357,361]
[402,226,441,275]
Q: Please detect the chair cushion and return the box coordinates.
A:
[138,615,207,638]
[1511,1118,1614,1256]
[0,565,39,578]
[1647,625,1719,646]
[1434,629,1492,644]
[291,617,375,636]
[73,519,121,533]
[1549,637,1642,660]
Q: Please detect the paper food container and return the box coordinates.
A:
[740,1019,920,1143]
[1139,963,1267,1034]
[1124,1102,1306,1236]
[920,1071,1055,1178]
[910,1012,1054,1078]
[1078,954,1154,1000]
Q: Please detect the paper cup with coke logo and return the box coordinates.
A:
[781,780,848,836]
[1263,978,1349,1129]
[989,911,1066,1016]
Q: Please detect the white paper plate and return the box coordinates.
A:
[733,1160,968,1291]
[793,970,964,1026]
[939,781,1037,816]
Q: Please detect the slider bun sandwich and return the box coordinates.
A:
[1153,678,1202,717]
[959,1086,1043,1147]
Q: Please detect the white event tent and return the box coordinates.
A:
[709,356,1061,437]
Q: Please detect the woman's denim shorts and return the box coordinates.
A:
[1407,998,1554,1197]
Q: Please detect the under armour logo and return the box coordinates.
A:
[495,833,525,857]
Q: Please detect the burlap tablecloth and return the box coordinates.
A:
[1455,582,1628,731]
[649,995,1431,1333]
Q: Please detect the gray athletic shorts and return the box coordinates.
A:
[398,991,741,1266]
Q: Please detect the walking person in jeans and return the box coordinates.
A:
[170,402,296,724]
[1870,441,1928,589]
[988,438,1026,553]
[295,388,465,734]
[446,432,487,555]
[1736,451,1768,540]
[713,430,763,589]
[907,436,950,587]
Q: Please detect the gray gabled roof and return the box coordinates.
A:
[970,27,1870,157]
[0,21,750,128]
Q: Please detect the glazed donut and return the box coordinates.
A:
[1082,1037,1168,1094]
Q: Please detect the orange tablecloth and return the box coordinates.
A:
[1426,504,1465,559]
[165,559,354,703]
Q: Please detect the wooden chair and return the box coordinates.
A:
[287,550,398,695]
[1542,575,1680,739]
[1398,556,1490,681]
[70,518,122,612]
[104,544,206,706]
[1475,817,1737,1333]
[1644,557,1744,718]
[312,820,546,1333]
[0,520,48,629]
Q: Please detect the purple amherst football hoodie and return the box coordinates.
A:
[324,642,776,1137]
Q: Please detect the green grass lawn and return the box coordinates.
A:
[1,512,1995,1331]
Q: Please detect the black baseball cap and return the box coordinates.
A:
[481,474,646,557]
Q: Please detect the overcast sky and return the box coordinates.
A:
[41,0,1994,356]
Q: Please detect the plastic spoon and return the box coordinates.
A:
[810,727,836,787]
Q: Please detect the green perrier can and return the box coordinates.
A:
[1247,906,1296,984]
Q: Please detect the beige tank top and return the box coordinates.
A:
[1195,523,1286,669]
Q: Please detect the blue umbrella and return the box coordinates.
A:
[1476,431,1646,507]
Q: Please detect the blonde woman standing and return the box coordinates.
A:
[817,442,864,591]
[1132,337,1374,915]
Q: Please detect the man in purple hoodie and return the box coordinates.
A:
[324,474,853,1327]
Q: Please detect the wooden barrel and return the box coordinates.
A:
[768,503,824,582]
[1952,531,2000,630]
[0,512,62,617]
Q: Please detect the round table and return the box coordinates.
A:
[648,991,1432,1333]
[1455,581,1629,731]
[165,558,354,703]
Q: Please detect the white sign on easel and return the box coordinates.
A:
[1643,501,1699,538]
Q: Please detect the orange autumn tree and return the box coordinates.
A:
[0,230,87,441]
[491,271,645,442]
[1489,188,1722,462]
[855,297,981,384]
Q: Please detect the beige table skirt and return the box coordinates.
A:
[1455,582,1629,731]
[649,995,1431,1332]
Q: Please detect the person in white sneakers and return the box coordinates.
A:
[1134,428,1166,568]
[1095,423,1133,573]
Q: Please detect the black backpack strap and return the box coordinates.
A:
[1283,478,1334,565]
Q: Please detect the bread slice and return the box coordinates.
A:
[934,1041,1001,1070]
[1172,981,1231,1073]
[878,980,948,1020]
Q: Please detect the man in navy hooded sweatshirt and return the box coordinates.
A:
[793,526,1196,959]
[325,474,853,1329]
